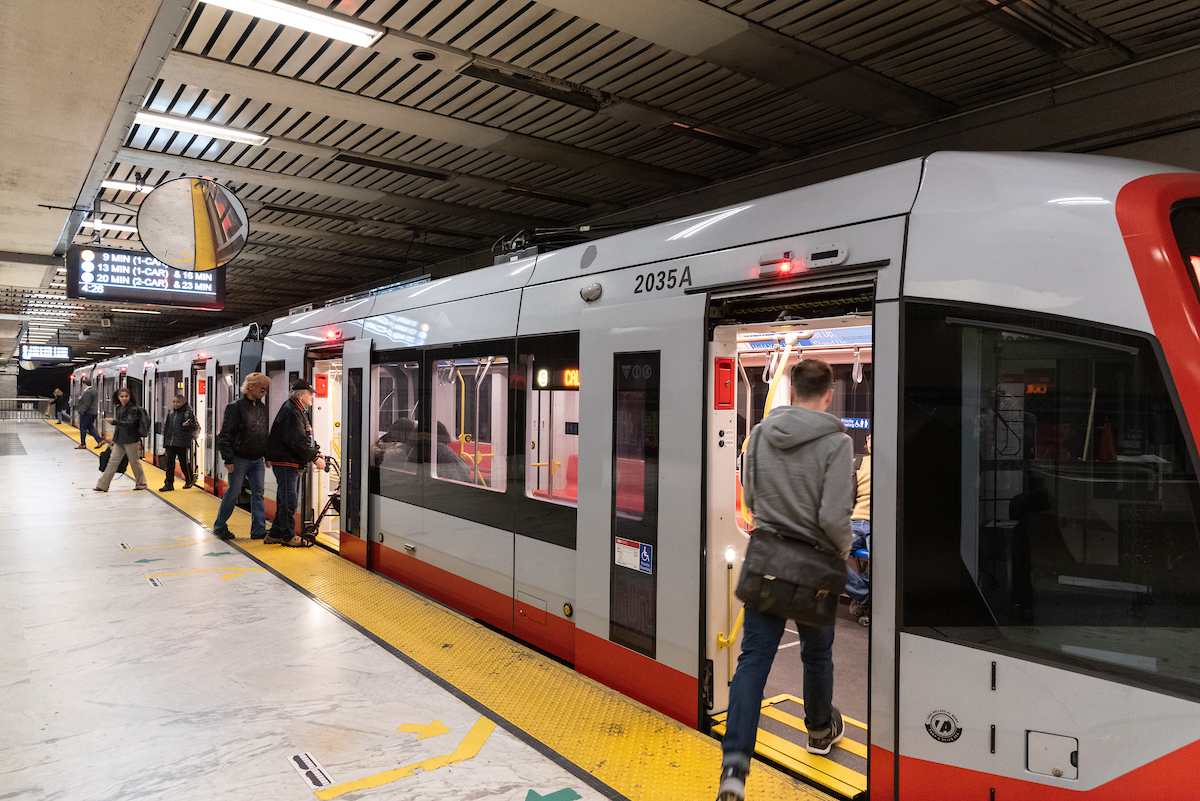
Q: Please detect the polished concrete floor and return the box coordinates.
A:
[0,420,615,801]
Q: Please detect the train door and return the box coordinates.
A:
[307,350,343,550]
[191,361,207,490]
[341,339,370,565]
[704,284,878,800]
[212,362,237,495]
[576,293,706,726]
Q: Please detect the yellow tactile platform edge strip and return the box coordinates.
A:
[48,421,836,801]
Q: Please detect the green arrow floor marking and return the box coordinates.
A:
[135,558,164,563]
[526,790,581,801]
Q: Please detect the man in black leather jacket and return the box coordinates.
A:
[212,372,270,540]
[265,378,325,546]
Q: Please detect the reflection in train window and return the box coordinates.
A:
[371,362,418,475]
[526,359,580,507]
[904,304,1200,694]
[431,356,508,491]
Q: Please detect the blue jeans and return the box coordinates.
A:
[721,604,836,769]
[214,456,266,538]
[79,413,101,446]
[272,465,302,537]
[846,520,871,604]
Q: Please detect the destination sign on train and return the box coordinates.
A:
[64,244,225,310]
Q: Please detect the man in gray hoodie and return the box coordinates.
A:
[717,358,854,801]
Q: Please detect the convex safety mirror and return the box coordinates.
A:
[137,177,248,272]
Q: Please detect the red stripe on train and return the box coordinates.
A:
[1116,173,1200,434]
[898,736,1200,799]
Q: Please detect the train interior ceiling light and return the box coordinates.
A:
[202,0,385,48]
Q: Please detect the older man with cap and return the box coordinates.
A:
[265,378,325,547]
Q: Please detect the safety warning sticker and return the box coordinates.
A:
[615,538,653,574]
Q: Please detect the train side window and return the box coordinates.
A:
[431,356,508,492]
[903,303,1200,695]
[526,358,580,507]
[371,362,419,476]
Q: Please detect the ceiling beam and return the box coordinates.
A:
[155,52,706,191]
[536,0,954,129]
[246,221,470,259]
[115,147,557,230]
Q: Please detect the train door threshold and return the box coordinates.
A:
[711,694,867,799]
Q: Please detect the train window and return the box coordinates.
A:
[371,362,419,476]
[526,358,580,508]
[903,304,1200,695]
[610,352,660,658]
[431,356,508,492]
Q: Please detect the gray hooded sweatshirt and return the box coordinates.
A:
[744,405,855,558]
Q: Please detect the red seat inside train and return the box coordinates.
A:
[529,455,644,515]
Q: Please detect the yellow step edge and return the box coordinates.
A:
[752,728,866,796]
[47,420,836,801]
[764,694,869,732]
[759,707,868,759]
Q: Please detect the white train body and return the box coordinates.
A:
[72,152,1200,798]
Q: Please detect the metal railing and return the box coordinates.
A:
[0,397,52,420]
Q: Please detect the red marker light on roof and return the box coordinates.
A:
[779,261,792,273]
[326,330,337,340]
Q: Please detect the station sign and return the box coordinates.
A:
[21,344,71,361]
[64,244,224,310]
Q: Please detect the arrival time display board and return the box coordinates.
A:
[65,244,224,310]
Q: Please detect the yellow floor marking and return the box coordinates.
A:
[397,720,451,740]
[758,707,869,759]
[146,567,268,578]
[123,536,218,551]
[315,717,496,800]
[752,728,866,797]
[50,420,835,801]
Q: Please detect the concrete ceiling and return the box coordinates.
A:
[3,0,1200,368]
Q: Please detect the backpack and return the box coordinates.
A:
[137,408,151,438]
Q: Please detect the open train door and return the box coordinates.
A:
[576,292,707,726]
[340,338,370,568]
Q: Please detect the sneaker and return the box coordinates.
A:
[849,600,868,618]
[213,526,234,540]
[806,708,845,755]
[857,614,870,627]
[263,534,286,544]
[716,765,747,801]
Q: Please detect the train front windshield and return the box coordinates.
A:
[903,305,1200,696]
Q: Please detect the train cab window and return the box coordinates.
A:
[526,359,580,508]
[903,304,1200,694]
[371,362,419,476]
[431,356,508,491]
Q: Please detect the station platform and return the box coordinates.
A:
[4,418,839,801]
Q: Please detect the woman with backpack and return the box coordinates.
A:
[94,387,148,492]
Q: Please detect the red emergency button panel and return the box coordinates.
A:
[315,374,328,398]
[715,358,734,409]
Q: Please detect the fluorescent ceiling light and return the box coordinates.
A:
[101,180,152,194]
[134,111,269,146]
[110,308,161,315]
[204,0,385,47]
[102,346,126,349]
[81,220,138,234]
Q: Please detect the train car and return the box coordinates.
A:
[66,151,1200,799]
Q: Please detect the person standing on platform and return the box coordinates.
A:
[93,388,148,492]
[265,379,325,547]
[159,395,198,491]
[212,372,270,540]
[49,388,69,423]
[846,433,871,626]
[717,359,853,801]
[75,377,100,449]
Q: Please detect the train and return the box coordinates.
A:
[70,151,1200,799]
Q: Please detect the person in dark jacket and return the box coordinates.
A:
[435,421,472,483]
[212,372,270,540]
[93,388,148,492]
[159,395,198,492]
[75,378,101,449]
[50,388,69,423]
[265,379,325,546]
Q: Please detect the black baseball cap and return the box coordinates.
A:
[290,378,315,392]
